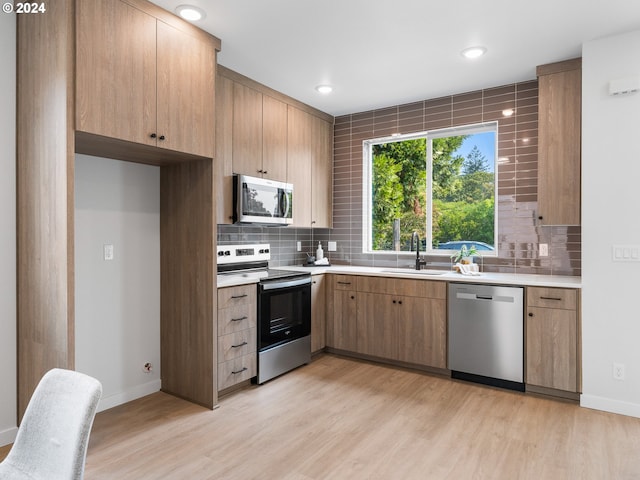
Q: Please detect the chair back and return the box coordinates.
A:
[0,368,102,480]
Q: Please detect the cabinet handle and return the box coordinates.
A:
[528,312,534,317]
[150,133,157,138]
[312,281,317,284]
[231,341,248,348]
[231,316,248,322]
[263,170,268,174]
[398,300,402,305]
[231,294,248,299]
[257,169,263,173]
[337,281,351,285]
[159,135,165,141]
[232,367,248,375]
[540,296,562,301]
[538,215,543,220]
[392,300,397,304]
[350,295,355,299]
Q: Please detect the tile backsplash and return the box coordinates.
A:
[217,79,581,276]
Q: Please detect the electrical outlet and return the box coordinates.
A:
[103,244,114,261]
[296,241,301,252]
[328,241,337,252]
[143,362,153,373]
[613,362,625,380]
[539,243,549,257]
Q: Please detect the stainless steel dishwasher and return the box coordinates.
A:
[448,283,524,391]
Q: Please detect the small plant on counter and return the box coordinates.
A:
[450,244,478,264]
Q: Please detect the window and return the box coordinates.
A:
[363,123,497,255]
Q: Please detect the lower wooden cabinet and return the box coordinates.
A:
[526,287,580,393]
[328,275,446,369]
[311,274,326,353]
[217,284,257,391]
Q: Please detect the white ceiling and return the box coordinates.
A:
[151,0,640,117]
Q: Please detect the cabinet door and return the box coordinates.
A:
[156,20,216,158]
[287,105,313,227]
[537,59,581,225]
[526,306,577,392]
[232,83,263,176]
[311,114,333,228]
[215,74,234,224]
[311,275,326,353]
[327,290,358,351]
[76,0,156,146]
[357,292,398,359]
[397,297,446,368]
[262,95,288,182]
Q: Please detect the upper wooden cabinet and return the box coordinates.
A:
[76,0,217,159]
[215,66,334,226]
[536,58,581,226]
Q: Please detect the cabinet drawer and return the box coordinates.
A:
[218,304,256,335]
[218,284,256,309]
[218,353,257,390]
[357,276,446,299]
[218,328,257,362]
[334,275,357,290]
[527,287,577,310]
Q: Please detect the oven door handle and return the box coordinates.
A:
[261,276,311,290]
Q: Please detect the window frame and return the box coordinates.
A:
[362,121,499,257]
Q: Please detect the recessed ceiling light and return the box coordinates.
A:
[502,109,514,117]
[315,85,333,94]
[461,46,487,59]
[175,4,206,22]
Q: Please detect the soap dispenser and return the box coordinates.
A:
[316,242,324,261]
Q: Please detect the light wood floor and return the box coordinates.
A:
[7,354,640,479]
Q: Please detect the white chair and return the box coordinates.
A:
[0,368,102,480]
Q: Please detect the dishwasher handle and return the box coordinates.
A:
[456,291,515,303]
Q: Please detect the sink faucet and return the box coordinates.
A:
[411,231,427,270]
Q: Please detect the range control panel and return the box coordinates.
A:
[216,244,271,264]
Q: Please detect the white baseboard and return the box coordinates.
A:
[0,426,18,447]
[96,379,162,413]
[581,394,640,418]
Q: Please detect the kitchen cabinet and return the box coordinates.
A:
[76,0,217,159]
[536,58,581,226]
[356,276,446,368]
[288,106,334,228]
[217,284,258,391]
[326,275,358,352]
[326,274,446,369]
[526,287,580,393]
[215,66,333,225]
[311,274,327,353]
[17,0,220,418]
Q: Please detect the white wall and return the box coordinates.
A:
[581,29,640,417]
[75,154,161,412]
[0,14,17,446]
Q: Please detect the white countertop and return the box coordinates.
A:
[217,265,582,289]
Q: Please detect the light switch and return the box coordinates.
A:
[103,244,114,261]
[539,243,548,257]
[612,244,640,262]
[296,241,301,252]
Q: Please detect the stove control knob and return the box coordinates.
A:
[264,248,270,253]
[224,250,231,256]
[217,251,224,257]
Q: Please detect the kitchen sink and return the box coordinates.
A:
[380,269,447,276]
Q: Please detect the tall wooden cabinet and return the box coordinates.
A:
[17,0,221,419]
[536,58,581,226]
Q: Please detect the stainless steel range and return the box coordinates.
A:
[217,244,311,384]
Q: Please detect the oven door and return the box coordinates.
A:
[258,277,311,351]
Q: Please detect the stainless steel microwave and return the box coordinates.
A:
[233,174,293,225]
